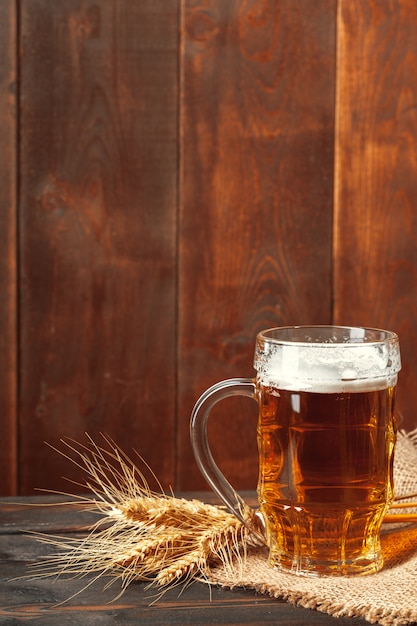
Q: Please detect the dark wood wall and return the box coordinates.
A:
[1,0,417,496]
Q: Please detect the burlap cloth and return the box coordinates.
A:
[209,429,417,626]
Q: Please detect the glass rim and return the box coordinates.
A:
[257,325,399,347]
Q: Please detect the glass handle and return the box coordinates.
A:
[190,377,264,538]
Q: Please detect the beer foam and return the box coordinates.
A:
[260,375,397,393]
[255,341,401,393]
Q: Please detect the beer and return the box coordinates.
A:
[257,380,396,575]
[191,325,401,577]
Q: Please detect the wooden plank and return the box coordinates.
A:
[0,496,101,535]
[0,573,371,626]
[0,0,17,495]
[334,0,417,432]
[1,555,369,626]
[178,0,337,490]
[0,495,371,626]
[18,1,179,493]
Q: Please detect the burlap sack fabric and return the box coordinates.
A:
[209,430,417,626]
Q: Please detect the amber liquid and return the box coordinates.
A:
[257,384,396,575]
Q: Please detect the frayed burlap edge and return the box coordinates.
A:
[209,429,417,626]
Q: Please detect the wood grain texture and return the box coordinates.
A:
[0,0,17,495]
[334,0,417,431]
[0,494,371,625]
[4,0,417,497]
[178,0,337,490]
[18,0,179,493]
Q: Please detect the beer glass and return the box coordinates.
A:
[190,326,401,576]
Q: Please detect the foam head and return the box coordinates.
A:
[254,326,401,392]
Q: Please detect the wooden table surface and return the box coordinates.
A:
[0,494,373,626]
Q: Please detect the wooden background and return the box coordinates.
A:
[1,0,417,496]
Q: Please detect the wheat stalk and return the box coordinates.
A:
[28,435,263,602]
[384,495,417,524]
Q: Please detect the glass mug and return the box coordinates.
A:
[190,326,401,576]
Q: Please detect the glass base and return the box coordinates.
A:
[261,500,388,577]
[269,550,384,577]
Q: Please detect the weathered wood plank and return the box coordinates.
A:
[1,568,369,626]
[0,497,100,535]
[0,496,370,626]
[178,0,337,490]
[0,0,17,496]
[18,0,179,494]
[334,0,417,431]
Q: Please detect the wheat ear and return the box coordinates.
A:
[28,434,264,601]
